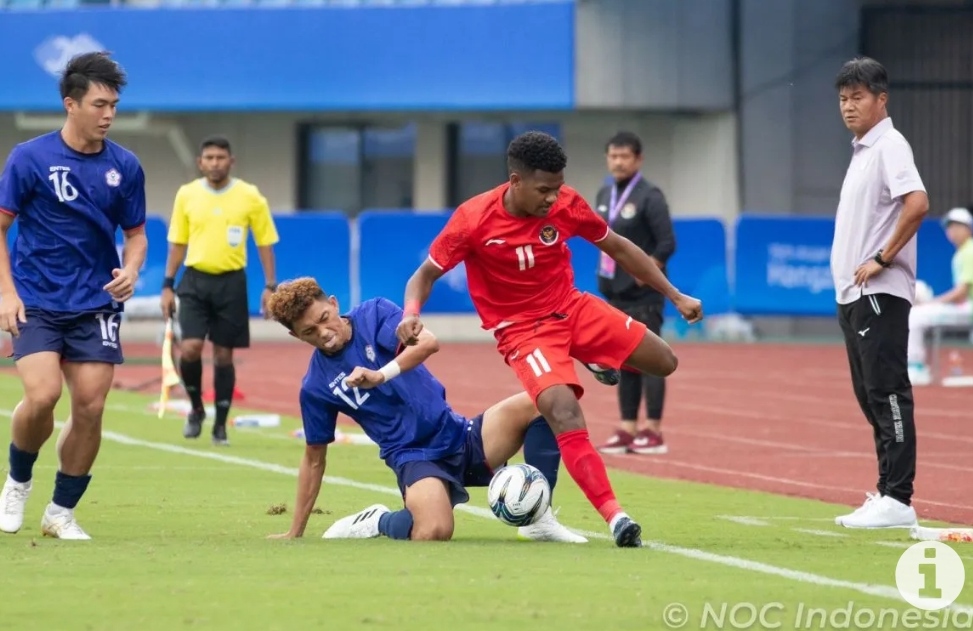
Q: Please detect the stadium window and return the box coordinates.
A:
[298,122,416,215]
[447,121,561,208]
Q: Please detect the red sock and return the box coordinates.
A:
[556,429,622,523]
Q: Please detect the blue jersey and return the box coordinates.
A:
[299,297,468,469]
[0,131,147,313]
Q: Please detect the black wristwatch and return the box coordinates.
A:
[265,283,278,291]
[874,250,892,268]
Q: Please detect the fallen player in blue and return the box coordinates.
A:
[264,277,586,543]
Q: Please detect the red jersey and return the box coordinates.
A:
[427,183,610,330]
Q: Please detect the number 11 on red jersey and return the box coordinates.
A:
[516,245,535,271]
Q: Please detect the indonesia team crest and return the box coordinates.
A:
[105,169,121,187]
[365,345,376,362]
[539,225,559,246]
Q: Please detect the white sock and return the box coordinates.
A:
[609,512,630,532]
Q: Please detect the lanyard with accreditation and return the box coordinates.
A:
[598,173,641,279]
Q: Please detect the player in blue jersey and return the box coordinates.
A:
[264,277,586,543]
[0,52,147,540]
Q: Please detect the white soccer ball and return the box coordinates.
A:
[915,280,934,304]
[487,463,551,527]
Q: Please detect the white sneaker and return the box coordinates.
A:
[40,504,91,540]
[835,492,880,526]
[322,504,390,539]
[837,495,917,529]
[518,506,588,543]
[0,475,32,534]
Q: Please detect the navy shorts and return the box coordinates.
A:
[10,308,124,364]
[392,414,499,507]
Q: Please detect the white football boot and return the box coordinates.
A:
[518,506,588,543]
[322,504,390,539]
[40,503,92,540]
[0,475,32,534]
[836,495,917,529]
[834,492,880,526]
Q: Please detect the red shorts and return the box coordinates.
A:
[493,291,648,404]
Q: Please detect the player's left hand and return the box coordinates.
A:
[854,260,884,287]
[104,267,138,302]
[344,366,386,389]
[674,293,703,324]
[267,531,300,540]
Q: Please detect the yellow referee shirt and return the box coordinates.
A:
[168,178,280,274]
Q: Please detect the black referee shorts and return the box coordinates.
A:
[176,267,250,349]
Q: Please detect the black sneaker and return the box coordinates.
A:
[182,409,205,439]
[612,515,643,548]
[585,363,621,386]
[212,424,229,447]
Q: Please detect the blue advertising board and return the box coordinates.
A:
[733,215,954,316]
[355,212,732,319]
[568,218,731,317]
[244,212,351,315]
[357,211,476,315]
[0,3,575,111]
[115,216,169,300]
[6,211,956,320]
[733,215,836,316]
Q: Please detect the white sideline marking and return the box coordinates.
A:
[83,430,973,611]
[2,408,971,613]
[793,528,847,538]
[717,515,771,526]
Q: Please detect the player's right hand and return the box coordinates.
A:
[344,366,386,389]
[674,293,703,324]
[395,315,424,346]
[0,293,27,338]
[160,288,176,319]
[267,531,300,540]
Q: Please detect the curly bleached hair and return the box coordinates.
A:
[266,277,325,331]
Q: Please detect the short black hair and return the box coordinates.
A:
[59,51,127,102]
[606,131,642,156]
[199,135,232,155]
[835,56,889,95]
[506,131,567,175]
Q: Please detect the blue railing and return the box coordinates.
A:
[4,211,956,320]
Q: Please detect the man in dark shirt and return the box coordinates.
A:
[593,131,676,456]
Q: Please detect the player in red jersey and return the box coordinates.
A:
[396,132,702,548]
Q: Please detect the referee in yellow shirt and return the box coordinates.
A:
[160,136,279,446]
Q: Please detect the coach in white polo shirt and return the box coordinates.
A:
[830,57,929,530]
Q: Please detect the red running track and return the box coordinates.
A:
[102,340,973,525]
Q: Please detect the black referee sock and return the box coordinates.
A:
[214,364,236,428]
[180,358,205,412]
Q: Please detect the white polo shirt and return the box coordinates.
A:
[831,117,926,306]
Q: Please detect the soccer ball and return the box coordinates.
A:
[487,463,551,527]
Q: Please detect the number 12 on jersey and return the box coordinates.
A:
[333,381,369,410]
[515,245,535,271]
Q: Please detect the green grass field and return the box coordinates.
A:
[0,374,971,631]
